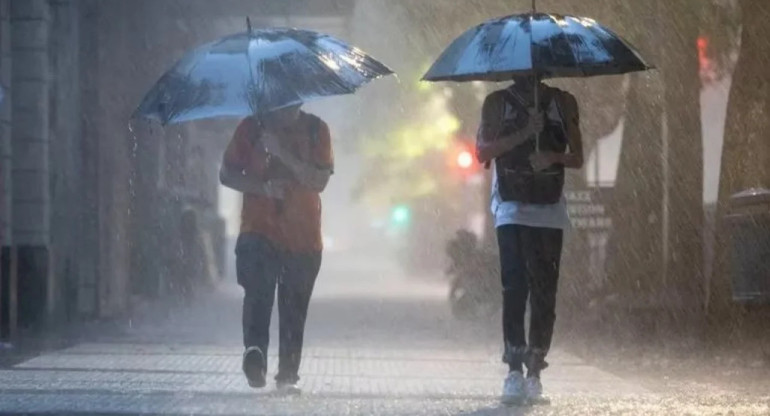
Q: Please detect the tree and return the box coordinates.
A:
[602,1,704,320]
[603,2,667,307]
[719,0,770,205]
[658,0,705,316]
[713,0,770,312]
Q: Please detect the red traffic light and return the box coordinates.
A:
[457,150,474,169]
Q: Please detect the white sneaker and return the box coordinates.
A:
[276,382,302,396]
[526,376,547,403]
[501,371,527,405]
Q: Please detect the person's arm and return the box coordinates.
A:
[262,121,334,193]
[558,93,584,169]
[476,93,544,164]
[529,93,584,171]
[219,120,287,198]
[219,164,287,198]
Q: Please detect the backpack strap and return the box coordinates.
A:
[503,88,529,109]
[482,90,526,170]
[306,115,333,172]
[308,115,320,148]
[547,88,571,148]
[504,86,555,112]
[506,87,569,139]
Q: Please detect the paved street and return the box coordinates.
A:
[0,255,768,415]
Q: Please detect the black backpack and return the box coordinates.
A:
[494,87,568,205]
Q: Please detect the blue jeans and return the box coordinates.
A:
[236,233,321,384]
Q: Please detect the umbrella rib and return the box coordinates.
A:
[244,37,260,113]
[286,38,330,102]
[589,25,618,75]
[595,24,652,72]
[565,18,584,74]
[295,36,357,95]
[530,13,539,77]
[559,19,583,76]
[505,17,523,79]
[155,48,204,124]
[586,24,633,75]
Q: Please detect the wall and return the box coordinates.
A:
[10,0,52,328]
[0,0,11,248]
[0,0,355,335]
[0,0,12,339]
[49,0,90,321]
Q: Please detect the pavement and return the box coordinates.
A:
[0,254,768,415]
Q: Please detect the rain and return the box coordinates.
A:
[0,0,768,415]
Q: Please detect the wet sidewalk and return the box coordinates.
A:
[0,255,766,415]
[0,342,648,415]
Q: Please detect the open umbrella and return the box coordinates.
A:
[135,20,393,125]
[423,3,651,82]
[422,1,652,149]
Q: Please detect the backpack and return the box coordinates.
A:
[494,86,569,204]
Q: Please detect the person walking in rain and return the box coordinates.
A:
[476,75,583,404]
[220,104,333,395]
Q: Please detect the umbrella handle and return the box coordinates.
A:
[531,3,539,152]
[534,85,540,152]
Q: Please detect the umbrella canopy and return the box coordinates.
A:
[423,12,652,82]
[135,27,393,125]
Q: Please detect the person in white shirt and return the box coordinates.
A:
[476,75,584,405]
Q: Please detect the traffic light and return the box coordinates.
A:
[697,35,715,83]
[447,141,478,177]
[390,204,411,226]
[456,150,474,170]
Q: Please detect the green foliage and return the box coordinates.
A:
[352,65,461,209]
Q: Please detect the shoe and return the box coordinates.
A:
[501,371,527,405]
[276,381,302,396]
[242,346,266,388]
[526,376,548,404]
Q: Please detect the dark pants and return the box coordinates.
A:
[497,224,563,376]
[235,233,321,384]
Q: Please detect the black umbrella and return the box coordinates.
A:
[423,1,652,148]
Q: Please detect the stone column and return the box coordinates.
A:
[0,0,10,248]
[0,0,13,341]
[11,0,49,246]
[49,0,83,322]
[10,0,52,329]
